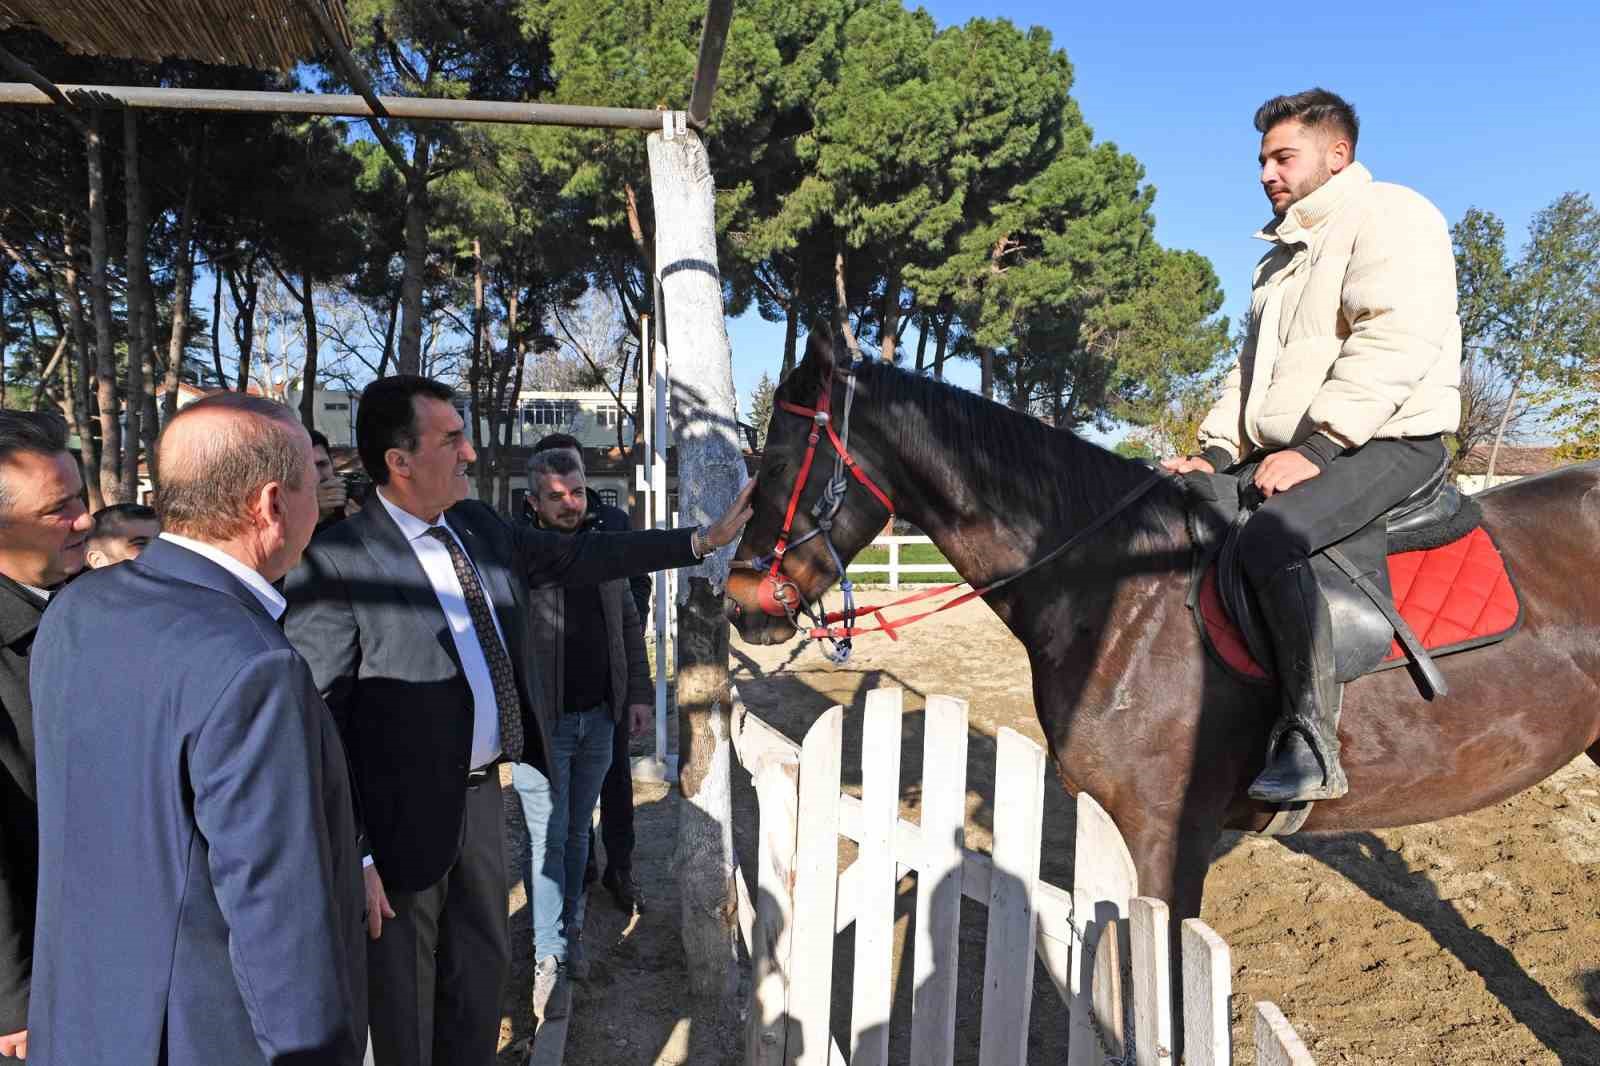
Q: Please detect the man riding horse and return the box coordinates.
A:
[1162,89,1462,805]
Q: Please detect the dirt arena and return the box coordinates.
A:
[500,597,1600,1065]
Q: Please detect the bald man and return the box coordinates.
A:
[26,394,366,1066]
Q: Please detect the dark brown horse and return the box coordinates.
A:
[726,327,1600,931]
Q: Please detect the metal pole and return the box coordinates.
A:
[686,0,734,130]
[651,283,675,782]
[0,82,673,129]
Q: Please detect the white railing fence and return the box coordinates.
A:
[845,535,951,590]
[730,685,1317,1066]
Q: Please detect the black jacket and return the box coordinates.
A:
[521,491,653,738]
[283,495,695,892]
[0,575,44,1035]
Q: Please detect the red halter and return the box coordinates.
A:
[747,363,991,658]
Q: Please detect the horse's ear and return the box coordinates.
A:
[791,322,838,389]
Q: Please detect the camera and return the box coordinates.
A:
[340,470,373,506]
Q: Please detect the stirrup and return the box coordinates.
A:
[1249,726,1347,802]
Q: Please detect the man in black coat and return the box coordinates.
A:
[27,395,366,1066]
[526,433,651,914]
[0,410,93,1063]
[284,377,753,1066]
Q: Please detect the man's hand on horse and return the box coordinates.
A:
[1160,455,1215,475]
[1253,450,1321,497]
[702,479,758,550]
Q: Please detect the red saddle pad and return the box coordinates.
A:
[1197,526,1520,681]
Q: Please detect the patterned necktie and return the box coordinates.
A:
[425,526,524,763]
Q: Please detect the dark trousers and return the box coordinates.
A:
[367,777,510,1066]
[1236,436,1448,586]
[597,717,635,873]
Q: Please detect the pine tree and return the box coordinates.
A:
[748,371,776,448]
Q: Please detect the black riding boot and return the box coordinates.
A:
[1247,560,1349,803]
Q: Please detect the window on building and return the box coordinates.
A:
[526,400,576,426]
[598,489,619,508]
[668,491,680,518]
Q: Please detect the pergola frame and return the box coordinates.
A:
[0,0,734,131]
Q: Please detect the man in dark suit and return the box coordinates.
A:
[0,411,94,1062]
[284,376,752,1066]
[27,394,366,1066]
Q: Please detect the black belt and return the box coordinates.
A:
[561,701,609,717]
[466,759,503,786]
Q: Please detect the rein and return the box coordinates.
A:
[740,359,1163,663]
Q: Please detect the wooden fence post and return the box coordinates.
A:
[1254,1002,1316,1066]
[746,755,801,1066]
[1068,793,1138,1066]
[787,706,845,1066]
[1180,919,1233,1066]
[1130,897,1174,1065]
[909,695,969,1066]
[978,728,1046,1066]
[850,688,904,1066]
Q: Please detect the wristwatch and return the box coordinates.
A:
[690,525,711,560]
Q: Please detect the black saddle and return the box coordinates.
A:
[1185,454,1482,698]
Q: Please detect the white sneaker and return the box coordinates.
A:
[532,955,569,1021]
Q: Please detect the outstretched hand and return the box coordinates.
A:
[703,479,758,550]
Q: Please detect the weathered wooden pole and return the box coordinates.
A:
[647,115,746,1001]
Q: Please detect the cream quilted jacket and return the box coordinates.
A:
[1197,162,1461,463]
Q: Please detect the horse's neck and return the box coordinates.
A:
[874,427,1075,595]
[868,405,1174,620]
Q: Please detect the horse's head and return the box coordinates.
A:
[725,325,896,645]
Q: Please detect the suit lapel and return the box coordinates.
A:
[354,501,465,674]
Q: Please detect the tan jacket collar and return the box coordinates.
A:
[1254,161,1373,246]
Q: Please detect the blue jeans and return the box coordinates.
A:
[512,705,615,962]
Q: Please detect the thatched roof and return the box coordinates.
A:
[0,0,351,72]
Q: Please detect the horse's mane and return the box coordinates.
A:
[853,359,1189,554]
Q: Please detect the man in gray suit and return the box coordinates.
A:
[27,393,366,1066]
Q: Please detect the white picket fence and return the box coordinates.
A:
[844,534,951,589]
[730,685,1317,1066]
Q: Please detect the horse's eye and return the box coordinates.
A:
[766,461,788,480]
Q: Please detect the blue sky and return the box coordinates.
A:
[726,0,1600,441]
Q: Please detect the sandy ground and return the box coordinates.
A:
[497,596,1600,1065]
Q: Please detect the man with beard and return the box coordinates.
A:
[512,439,654,1020]
[525,434,651,918]
[1162,89,1461,804]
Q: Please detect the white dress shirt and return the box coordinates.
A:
[376,489,508,771]
[158,532,287,621]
